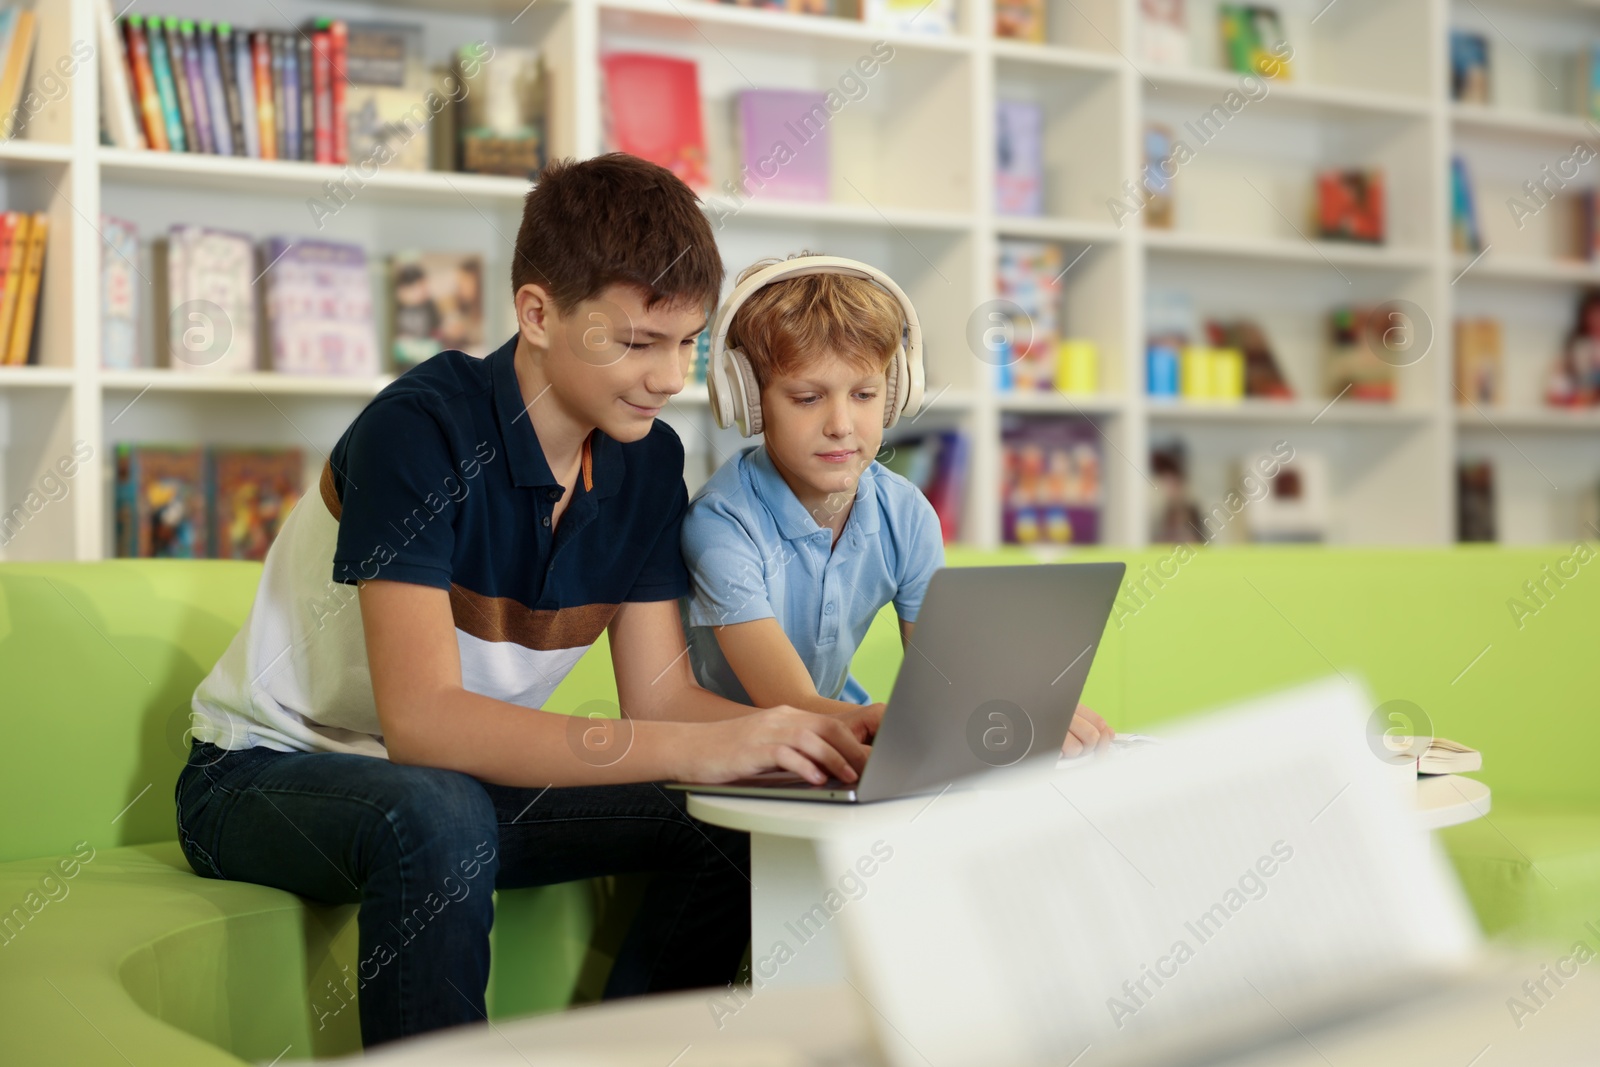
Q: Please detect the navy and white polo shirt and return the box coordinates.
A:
[190,335,690,757]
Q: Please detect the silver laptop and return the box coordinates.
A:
[669,562,1126,803]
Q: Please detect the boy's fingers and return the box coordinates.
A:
[795,723,865,783]
[773,747,828,786]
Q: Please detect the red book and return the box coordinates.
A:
[0,213,18,330]
[311,28,332,163]
[600,53,709,189]
[251,31,276,160]
[124,18,169,151]
[327,20,348,165]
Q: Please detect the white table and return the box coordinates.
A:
[688,772,1492,989]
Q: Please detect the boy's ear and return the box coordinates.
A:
[514,284,555,349]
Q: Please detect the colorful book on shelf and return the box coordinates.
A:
[114,444,208,559]
[0,212,28,366]
[1218,5,1290,79]
[1450,156,1481,255]
[158,224,257,373]
[310,24,333,163]
[736,89,829,201]
[282,29,302,162]
[1203,319,1293,399]
[182,20,217,154]
[456,44,545,178]
[1001,417,1102,545]
[97,0,145,149]
[272,31,291,160]
[197,22,234,156]
[101,215,141,370]
[261,238,379,377]
[879,430,969,542]
[1450,30,1490,105]
[227,22,259,157]
[1324,306,1396,403]
[297,34,315,160]
[1315,169,1384,244]
[601,52,709,190]
[207,447,304,561]
[124,16,169,151]
[345,21,420,87]
[995,100,1043,217]
[995,0,1045,43]
[250,30,275,159]
[996,240,1063,391]
[1139,0,1189,66]
[1455,318,1503,407]
[214,23,247,156]
[0,7,35,139]
[863,0,956,35]
[319,18,349,165]
[718,0,837,13]
[1457,459,1496,542]
[146,16,187,151]
[347,83,432,171]
[389,251,486,367]
[4,212,47,366]
[163,17,201,153]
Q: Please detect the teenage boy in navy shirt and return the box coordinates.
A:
[682,253,1113,754]
[176,157,874,1050]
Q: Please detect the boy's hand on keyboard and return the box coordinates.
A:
[836,702,886,744]
[1061,704,1114,758]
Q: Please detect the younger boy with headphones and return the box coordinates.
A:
[683,252,1113,756]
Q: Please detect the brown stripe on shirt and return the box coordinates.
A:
[319,459,342,520]
[449,585,618,652]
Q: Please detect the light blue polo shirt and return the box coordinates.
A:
[680,443,945,706]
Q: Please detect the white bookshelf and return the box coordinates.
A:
[1,0,1598,560]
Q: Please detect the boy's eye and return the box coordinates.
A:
[855,391,879,401]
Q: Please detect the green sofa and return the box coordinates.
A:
[2,546,1597,1064]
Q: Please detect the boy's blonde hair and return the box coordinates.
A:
[725,251,905,390]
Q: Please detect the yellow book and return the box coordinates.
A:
[0,10,37,138]
[7,213,47,365]
[0,213,29,363]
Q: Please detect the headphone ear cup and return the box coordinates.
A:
[731,350,763,437]
[882,346,906,429]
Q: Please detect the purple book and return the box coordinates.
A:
[737,89,830,201]
[261,238,379,377]
[996,100,1043,216]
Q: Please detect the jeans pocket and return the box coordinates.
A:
[175,744,227,879]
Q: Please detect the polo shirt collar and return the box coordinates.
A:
[749,444,882,541]
[490,337,625,499]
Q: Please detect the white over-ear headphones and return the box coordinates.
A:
[707,255,925,438]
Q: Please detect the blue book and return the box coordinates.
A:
[232,28,258,158]
[282,31,300,164]
[197,23,233,157]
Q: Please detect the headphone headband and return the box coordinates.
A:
[707,255,925,436]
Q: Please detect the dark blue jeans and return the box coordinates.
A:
[174,741,750,1049]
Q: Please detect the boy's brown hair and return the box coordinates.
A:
[726,251,905,389]
[513,154,723,315]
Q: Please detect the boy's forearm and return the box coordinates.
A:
[634,679,762,723]
[384,686,695,788]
